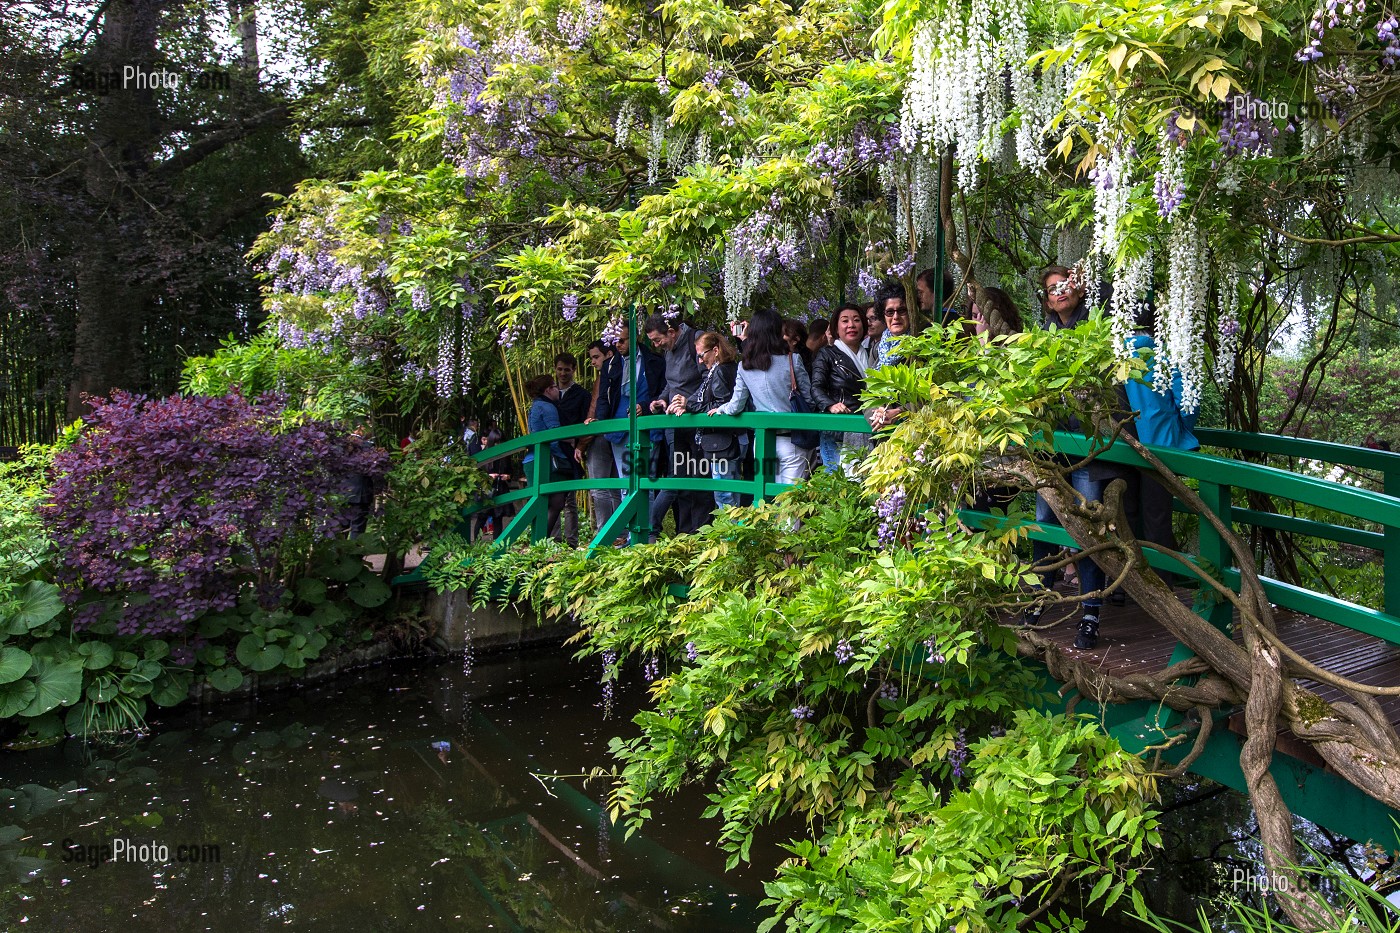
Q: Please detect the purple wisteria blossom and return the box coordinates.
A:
[1218,95,1279,156]
[875,485,907,547]
[948,728,968,779]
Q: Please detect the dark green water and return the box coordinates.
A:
[0,649,778,931]
[0,644,1353,932]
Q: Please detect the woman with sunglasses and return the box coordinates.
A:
[868,285,915,429]
[1026,265,1116,650]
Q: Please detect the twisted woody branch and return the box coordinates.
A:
[988,418,1400,929]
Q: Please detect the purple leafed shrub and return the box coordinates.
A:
[44,392,387,636]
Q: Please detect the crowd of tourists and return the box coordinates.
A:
[499,265,1199,651]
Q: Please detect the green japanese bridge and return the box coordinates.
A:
[438,407,1400,851]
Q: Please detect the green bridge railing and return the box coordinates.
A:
[464,413,1400,644]
[447,411,1400,845]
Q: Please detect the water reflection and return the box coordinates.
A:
[0,650,763,931]
[0,646,1369,932]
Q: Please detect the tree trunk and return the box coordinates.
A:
[67,0,162,417]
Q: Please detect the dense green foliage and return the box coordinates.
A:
[0,432,401,744]
[1260,349,1400,449]
[423,323,1169,931]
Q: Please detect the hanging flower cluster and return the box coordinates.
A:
[1089,148,1132,265]
[556,0,604,51]
[1153,127,1187,218]
[647,110,665,185]
[899,0,1043,188]
[1160,216,1209,412]
[430,24,564,189]
[722,205,830,317]
[1217,94,1280,157]
[1109,249,1153,357]
[1213,261,1241,385]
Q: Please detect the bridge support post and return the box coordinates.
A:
[1385,469,1400,617]
[1194,480,1235,636]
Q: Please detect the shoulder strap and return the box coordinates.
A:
[787,352,797,392]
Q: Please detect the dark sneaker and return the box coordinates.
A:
[1073,612,1100,649]
[1019,605,1043,626]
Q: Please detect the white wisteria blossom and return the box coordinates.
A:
[1110,249,1153,358]
[1213,259,1241,385]
[1160,216,1209,412]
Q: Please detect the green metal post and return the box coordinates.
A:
[933,197,946,325]
[626,301,652,544]
[1195,480,1235,635]
[753,425,774,502]
[1386,467,1400,617]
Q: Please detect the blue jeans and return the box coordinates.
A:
[1033,467,1105,607]
[710,454,741,509]
[818,431,843,471]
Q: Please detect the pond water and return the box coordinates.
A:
[0,648,785,931]
[0,644,1338,932]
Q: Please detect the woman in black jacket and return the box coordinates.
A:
[672,330,740,510]
[811,303,874,471]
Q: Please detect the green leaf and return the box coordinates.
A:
[86,678,120,703]
[142,640,170,662]
[326,556,364,582]
[22,712,65,742]
[0,647,33,685]
[346,577,391,608]
[76,641,115,671]
[295,578,328,605]
[7,582,63,633]
[0,679,37,718]
[206,667,244,693]
[20,657,84,717]
[236,635,285,672]
[150,672,191,708]
[310,604,346,628]
[197,614,232,638]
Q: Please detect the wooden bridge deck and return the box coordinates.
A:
[1027,589,1400,732]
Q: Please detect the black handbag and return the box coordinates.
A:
[787,355,821,450]
[697,429,738,456]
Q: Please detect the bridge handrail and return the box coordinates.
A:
[469,412,872,466]
[1196,428,1400,476]
[458,411,1400,639]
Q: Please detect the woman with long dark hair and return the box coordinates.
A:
[811,303,874,470]
[782,318,813,374]
[708,308,813,486]
[524,373,573,545]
